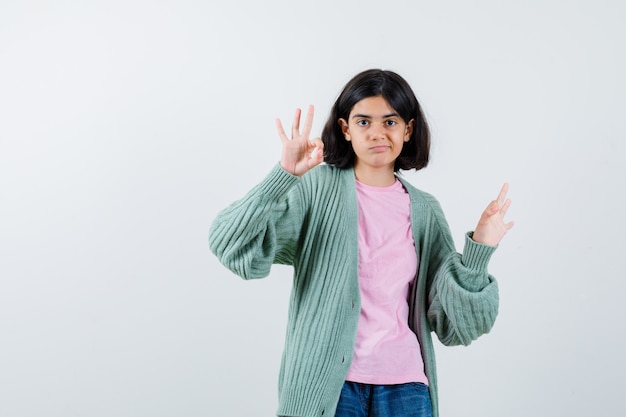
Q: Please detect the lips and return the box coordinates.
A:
[370,145,390,152]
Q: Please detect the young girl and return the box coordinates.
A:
[209,69,513,417]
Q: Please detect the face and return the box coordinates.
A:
[339,95,413,175]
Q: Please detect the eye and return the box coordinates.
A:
[385,119,398,126]
[356,119,369,127]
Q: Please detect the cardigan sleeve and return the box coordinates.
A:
[209,164,305,279]
[425,205,500,347]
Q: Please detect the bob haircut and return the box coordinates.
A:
[322,69,430,172]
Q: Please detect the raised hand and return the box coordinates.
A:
[276,105,324,176]
[472,183,514,246]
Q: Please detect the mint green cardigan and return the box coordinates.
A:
[209,163,499,417]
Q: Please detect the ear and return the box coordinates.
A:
[338,118,350,141]
[404,119,415,142]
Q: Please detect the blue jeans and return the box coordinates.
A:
[334,381,433,417]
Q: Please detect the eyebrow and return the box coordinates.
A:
[351,112,400,119]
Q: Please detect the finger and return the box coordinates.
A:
[310,137,324,151]
[291,108,302,139]
[496,183,509,206]
[276,118,289,142]
[301,105,315,140]
[309,137,324,161]
[500,198,512,215]
[489,201,500,215]
[481,201,498,218]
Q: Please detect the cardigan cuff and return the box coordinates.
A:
[461,231,497,273]
[255,163,301,200]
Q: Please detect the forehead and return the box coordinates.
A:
[349,96,397,117]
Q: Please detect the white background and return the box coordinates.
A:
[1,1,625,416]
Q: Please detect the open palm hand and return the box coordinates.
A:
[472,183,514,246]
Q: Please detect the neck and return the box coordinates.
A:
[353,163,396,187]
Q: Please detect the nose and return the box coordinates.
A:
[369,122,386,140]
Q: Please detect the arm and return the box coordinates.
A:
[426,233,500,346]
[426,185,513,346]
[209,105,324,279]
[209,165,304,279]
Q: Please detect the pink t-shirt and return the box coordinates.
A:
[346,179,428,385]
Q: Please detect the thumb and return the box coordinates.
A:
[485,201,499,217]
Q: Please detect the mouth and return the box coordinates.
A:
[369,145,390,152]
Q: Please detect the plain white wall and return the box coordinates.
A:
[1,0,624,416]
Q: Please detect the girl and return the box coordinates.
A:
[209,69,513,417]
